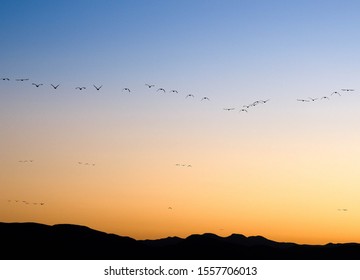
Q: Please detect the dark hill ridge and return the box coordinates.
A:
[1,222,360,259]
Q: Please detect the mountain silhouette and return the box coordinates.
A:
[1,222,360,260]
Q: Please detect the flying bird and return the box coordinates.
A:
[260,99,270,103]
[157,88,166,93]
[75,87,86,90]
[170,89,179,93]
[93,85,102,91]
[168,207,173,210]
[122,88,131,93]
[32,83,43,87]
[341,89,354,92]
[145,84,155,88]
[51,84,60,89]
[16,78,29,81]
[223,108,235,111]
[297,99,310,102]
[1,78,10,81]
[239,109,248,113]
[331,91,341,96]
[201,97,210,101]
[308,97,318,101]
[185,94,194,98]
[321,96,330,100]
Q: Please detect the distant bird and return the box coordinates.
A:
[331,91,341,96]
[337,208,348,211]
[32,83,43,87]
[16,78,29,81]
[93,85,102,91]
[1,78,10,81]
[122,88,131,93]
[223,108,235,111]
[145,84,155,88]
[157,88,166,93]
[239,109,248,113]
[51,84,60,89]
[75,87,86,90]
[341,89,354,92]
[168,207,173,210]
[78,162,82,164]
[175,164,180,166]
[260,99,270,103]
[297,99,310,102]
[201,97,210,101]
[187,165,192,167]
[170,89,179,93]
[40,203,45,206]
[185,94,194,98]
[308,97,318,101]
[321,96,330,100]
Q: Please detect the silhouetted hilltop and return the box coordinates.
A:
[1,222,360,260]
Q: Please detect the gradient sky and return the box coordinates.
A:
[1,0,360,245]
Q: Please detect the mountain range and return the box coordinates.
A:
[1,222,359,259]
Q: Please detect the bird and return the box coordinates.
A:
[16,78,29,81]
[78,162,82,164]
[308,97,318,101]
[337,208,348,211]
[201,97,210,101]
[40,203,45,206]
[157,88,166,93]
[122,88,131,93]
[75,87,86,90]
[168,207,173,210]
[93,85,102,91]
[185,94,194,98]
[321,96,330,100]
[260,99,270,103]
[32,83,43,87]
[341,89,354,92]
[297,99,310,102]
[51,84,60,89]
[239,109,248,113]
[1,78,10,81]
[175,164,180,166]
[331,91,341,96]
[145,83,155,88]
[187,165,192,167]
[223,108,235,111]
[170,89,179,93]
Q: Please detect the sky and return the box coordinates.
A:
[1,0,360,245]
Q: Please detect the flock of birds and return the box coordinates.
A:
[2,77,355,214]
[7,200,45,206]
[296,89,355,103]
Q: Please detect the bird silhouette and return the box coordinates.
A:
[223,108,235,111]
[51,84,60,89]
[75,87,86,90]
[93,85,102,90]
[185,94,194,98]
[239,109,248,113]
[122,88,131,93]
[16,78,29,81]
[321,96,330,100]
[201,97,210,101]
[341,89,354,92]
[32,83,43,87]
[297,99,310,102]
[145,83,155,88]
[308,97,318,101]
[1,78,10,81]
[157,88,166,93]
[170,89,179,93]
[261,99,270,103]
[331,91,341,96]
[168,207,173,210]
